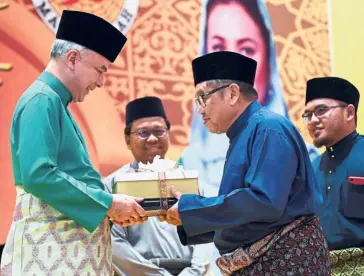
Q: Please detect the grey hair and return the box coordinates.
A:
[50,39,86,59]
[205,79,258,101]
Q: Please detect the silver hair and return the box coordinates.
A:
[50,39,86,59]
[204,79,258,100]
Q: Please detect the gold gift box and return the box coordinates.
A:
[114,170,199,216]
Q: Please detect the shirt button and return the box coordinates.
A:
[329,170,332,174]
[331,155,335,158]
[328,186,331,190]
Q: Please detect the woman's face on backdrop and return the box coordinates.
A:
[206,2,269,105]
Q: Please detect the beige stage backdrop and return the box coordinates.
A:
[1,0,363,243]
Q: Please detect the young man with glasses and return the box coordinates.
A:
[304,77,364,275]
[162,51,330,275]
[103,96,211,276]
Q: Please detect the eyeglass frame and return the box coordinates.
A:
[130,128,168,139]
[75,50,105,79]
[195,84,230,108]
[302,104,348,124]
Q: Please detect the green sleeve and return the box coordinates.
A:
[17,94,112,232]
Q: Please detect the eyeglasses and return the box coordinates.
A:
[83,60,104,79]
[302,104,348,124]
[76,50,104,79]
[130,129,168,139]
[195,85,229,108]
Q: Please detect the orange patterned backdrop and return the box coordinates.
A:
[0,0,330,243]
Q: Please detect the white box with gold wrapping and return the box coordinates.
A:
[113,156,199,216]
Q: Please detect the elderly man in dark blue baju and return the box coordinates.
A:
[162,51,331,275]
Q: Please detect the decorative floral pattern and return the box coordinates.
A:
[217,217,331,276]
[1,187,112,275]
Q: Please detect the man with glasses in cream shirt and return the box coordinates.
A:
[103,96,211,276]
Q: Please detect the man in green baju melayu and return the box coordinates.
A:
[0,10,147,275]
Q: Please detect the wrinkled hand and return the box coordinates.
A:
[107,194,147,226]
[159,188,182,226]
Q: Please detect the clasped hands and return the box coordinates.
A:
[107,194,148,227]
[158,187,182,226]
[107,188,182,227]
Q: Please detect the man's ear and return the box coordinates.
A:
[229,83,240,105]
[346,104,356,122]
[125,134,131,150]
[66,50,78,70]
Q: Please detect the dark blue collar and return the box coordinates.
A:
[38,71,72,106]
[319,131,360,173]
[326,131,359,154]
[226,101,262,140]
